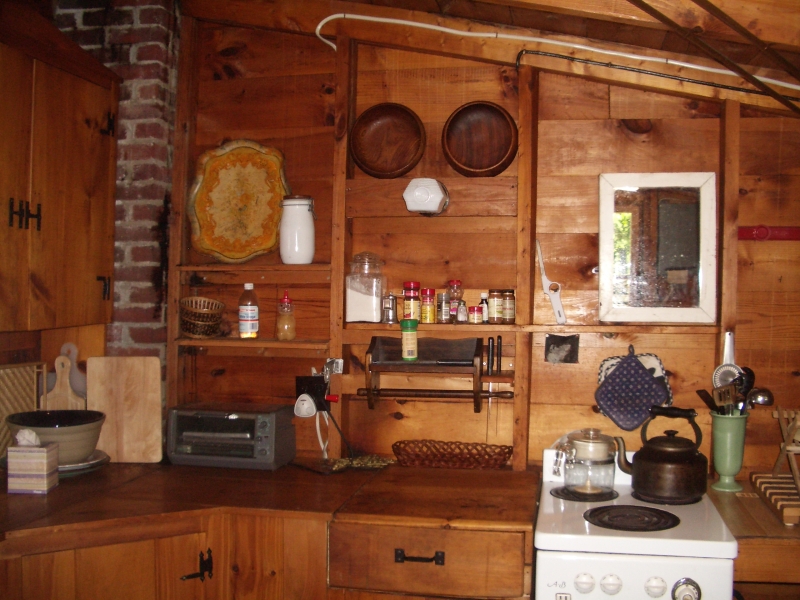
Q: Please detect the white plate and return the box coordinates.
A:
[59,449,110,473]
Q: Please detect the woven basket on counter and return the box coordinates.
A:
[392,439,513,469]
[179,296,225,338]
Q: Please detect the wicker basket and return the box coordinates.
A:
[392,439,513,469]
[179,296,225,338]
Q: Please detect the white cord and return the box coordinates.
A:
[314,13,800,93]
[315,411,329,459]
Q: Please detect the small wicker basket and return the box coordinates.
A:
[179,296,225,338]
[392,439,513,469]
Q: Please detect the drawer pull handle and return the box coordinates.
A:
[394,548,445,565]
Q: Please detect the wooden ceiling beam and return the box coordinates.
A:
[181,0,799,114]
[478,0,800,52]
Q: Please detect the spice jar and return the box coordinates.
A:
[447,279,463,323]
[276,290,296,341]
[488,289,503,324]
[402,281,420,321]
[456,300,468,324]
[468,306,482,324]
[345,252,386,323]
[436,292,451,324]
[400,319,418,361]
[502,289,516,324]
[420,288,435,324]
[479,292,489,324]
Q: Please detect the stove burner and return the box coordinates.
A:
[631,490,702,505]
[583,505,680,532]
[550,486,619,503]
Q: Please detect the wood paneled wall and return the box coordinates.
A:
[176,21,799,467]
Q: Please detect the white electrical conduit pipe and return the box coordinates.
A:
[315,13,800,94]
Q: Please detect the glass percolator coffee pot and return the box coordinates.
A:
[553,428,616,495]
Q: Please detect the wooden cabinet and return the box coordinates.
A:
[1,533,212,600]
[329,522,525,598]
[0,2,117,333]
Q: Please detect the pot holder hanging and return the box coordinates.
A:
[594,345,670,431]
[598,348,673,405]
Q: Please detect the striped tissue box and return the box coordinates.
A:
[7,443,59,494]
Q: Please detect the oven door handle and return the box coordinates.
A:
[394,548,445,566]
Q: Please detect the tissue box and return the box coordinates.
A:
[7,442,59,494]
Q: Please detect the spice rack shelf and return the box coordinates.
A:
[357,336,513,413]
[176,337,329,358]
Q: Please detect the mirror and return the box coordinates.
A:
[599,172,717,323]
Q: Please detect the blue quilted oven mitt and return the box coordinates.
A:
[594,345,670,431]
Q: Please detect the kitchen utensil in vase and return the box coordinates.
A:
[712,331,744,388]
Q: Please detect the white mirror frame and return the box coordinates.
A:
[598,172,717,324]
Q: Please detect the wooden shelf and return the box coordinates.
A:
[523,325,720,334]
[178,264,332,286]
[176,337,329,357]
[177,263,331,272]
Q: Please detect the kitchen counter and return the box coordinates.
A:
[708,479,800,585]
[2,462,799,588]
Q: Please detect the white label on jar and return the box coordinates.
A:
[346,288,381,322]
[488,298,503,319]
[239,306,259,333]
[403,298,420,320]
[503,299,516,320]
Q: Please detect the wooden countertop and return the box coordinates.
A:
[2,461,799,586]
[708,479,800,584]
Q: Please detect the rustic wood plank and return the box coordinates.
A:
[539,72,609,120]
[610,84,721,119]
[719,100,741,357]
[738,175,800,226]
[346,178,518,218]
[538,118,720,176]
[536,176,599,234]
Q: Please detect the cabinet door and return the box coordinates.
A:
[21,550,75,600]
[229,514,283,600]
[76,539,156,600]
[29,60,115,330]
[0,41,33,331]
[156,532,211,600]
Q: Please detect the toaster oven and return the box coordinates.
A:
[167,403,295,470]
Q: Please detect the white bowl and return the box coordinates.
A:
[6,410,105,465]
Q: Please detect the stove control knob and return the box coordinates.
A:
[600,574,622,595]
[644,576,667,597]
[574,572,595,593]
[672,578,700,600]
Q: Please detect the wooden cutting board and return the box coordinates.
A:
[87,357,162,463]
[42,355,85,411]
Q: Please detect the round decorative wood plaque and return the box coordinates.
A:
[188,140,291,263]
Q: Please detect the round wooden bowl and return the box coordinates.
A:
[442,101,518,177]
[350,103,426,178]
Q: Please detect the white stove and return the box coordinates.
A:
[535,449,736,600]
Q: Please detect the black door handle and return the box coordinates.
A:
[394,548,445,565]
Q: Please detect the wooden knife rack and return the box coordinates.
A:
[358,337,513,413]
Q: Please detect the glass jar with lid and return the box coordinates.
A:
[446,279,463,323]
[345,252,386,322]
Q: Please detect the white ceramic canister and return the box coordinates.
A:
[279,195,316,264]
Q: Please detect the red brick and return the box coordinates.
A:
[106,345,164,360]
[113,62,168,82]
[106,324,124,344]
[55,13,77,29]
[69,28,105,47]
[134,121,167,140]
[83,7,134,27]
[112,0,174,8]
[139,7,172,27]
[114,246,126,263]
[128,325,167,344]
[129,285,162,304]
[137,83,168,103]
[115,265,161,283]
[119,103,165,120]
[132,203,166,221]
[113,306,161,322]
[119,143,169,162]
[115,223,161,243]
[135,43,168,63]
[116,182,169,201]
[107,26,170,46]
[115,204,127,221]
[131,244,162,263]
[132,162,170,181]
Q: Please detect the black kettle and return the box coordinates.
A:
[615,406,708,505]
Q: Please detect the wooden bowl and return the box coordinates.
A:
[350,103,426,178]
[442,101,518,177]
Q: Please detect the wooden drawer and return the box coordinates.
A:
[329,522,525,597]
